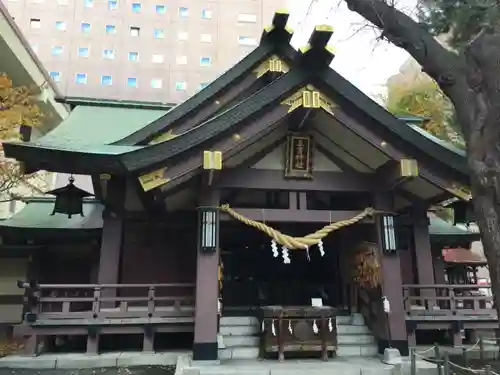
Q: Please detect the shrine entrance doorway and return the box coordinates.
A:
[219,222,366,315]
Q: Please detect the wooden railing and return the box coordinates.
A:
[403,284,495,318]
[17,282,196,322]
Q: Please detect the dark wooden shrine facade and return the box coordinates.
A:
[1,11,487,360]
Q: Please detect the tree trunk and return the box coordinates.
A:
[340,0,500,334]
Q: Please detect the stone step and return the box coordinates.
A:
[220,316,259,327]
[337,334,375,345]
[223,336,259,348]
[219,346,260,360]
[337,344,378,357]
[337,324,371,335]
[220,315,365,327]
[220,325,260,336]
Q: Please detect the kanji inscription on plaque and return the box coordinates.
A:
[284,133,313,179]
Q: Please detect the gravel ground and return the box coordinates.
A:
[0,366,175,375]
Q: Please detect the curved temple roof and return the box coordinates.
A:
[2,10,468,186]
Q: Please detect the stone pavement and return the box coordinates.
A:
[178,357,440,375]
[0,352,183,369]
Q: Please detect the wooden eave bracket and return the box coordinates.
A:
[203,150,223,186]
[377,159,419,190]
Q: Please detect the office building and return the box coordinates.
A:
[4,0,287,103]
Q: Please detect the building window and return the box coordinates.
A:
[200,34,212,43]
[199,82,209,90]
[103,49,115,59]
[238,36,257,46]
[81,22,91,33]
[237,13,257,23]
[156,4,166,14]
[175,81,186,91]
[152,54,164,63]
[178,31,188,41]
[154,29,165,39]
[201,9,212,19]
[128,52,139,61]
[78,47,90,57]
[176,56,187,65]
[51,45,63,56]
[105,24,116,34]
[75,73,87,84]
[108,0,117,10]
[179,7,188,18]
[84,0,93,8]
[132,2,141,12]
[200,57,212,66]
[130,26,140,36]
[151,79,163,89]
[101,75,113,86]
[127,77,138,87]
[49,71,61,82]
[30,18,41,29]
[55,21,66,31]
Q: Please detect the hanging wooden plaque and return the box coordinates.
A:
[284,133,313,179]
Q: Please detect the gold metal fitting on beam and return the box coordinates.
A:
[138,167,170,192]
[253,55,290,78]
[203,151,223,171]
[400,159,419,178]
[281,85,335,114]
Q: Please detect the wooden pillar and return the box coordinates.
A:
[374,191,408,356]
[97,212,124,307]
[412,208,436,308]
[432,245,446,284]
[193,188,220,361]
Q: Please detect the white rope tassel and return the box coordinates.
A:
[288,320,293,335]
[271,319,276,336]
[328,318,333,332]
[282,246,291,264]
[305,246,310,262]
[318,240,325,257]
[271,240,279,258]
[261,320,265,332]
[312,319,319,334]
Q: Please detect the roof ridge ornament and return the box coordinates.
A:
[298,24,336,69]
[261,10,294,45]
[280,85,335,114]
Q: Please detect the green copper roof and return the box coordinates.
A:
[34,105,168,149]
[429,215,479,243]
[0,198,103,230]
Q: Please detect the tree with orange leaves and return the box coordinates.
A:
[0,73,48,196]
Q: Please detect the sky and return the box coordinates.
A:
[286,0,418,101]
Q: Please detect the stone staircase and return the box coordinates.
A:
[218,313,377,360]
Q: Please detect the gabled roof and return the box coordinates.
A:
[2,16,469,187]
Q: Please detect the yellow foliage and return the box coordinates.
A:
[385,73,455,139]
[0,73,43,140]
[0,73,46,194]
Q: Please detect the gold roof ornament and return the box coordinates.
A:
[280,85,335,114]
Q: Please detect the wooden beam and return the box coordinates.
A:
[220,208,373,223]
[376,159,419,190]
[216,168,373,192]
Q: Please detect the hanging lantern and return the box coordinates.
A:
[45,176,93,218]
[381,214,397,253]
[197,206,219,253]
